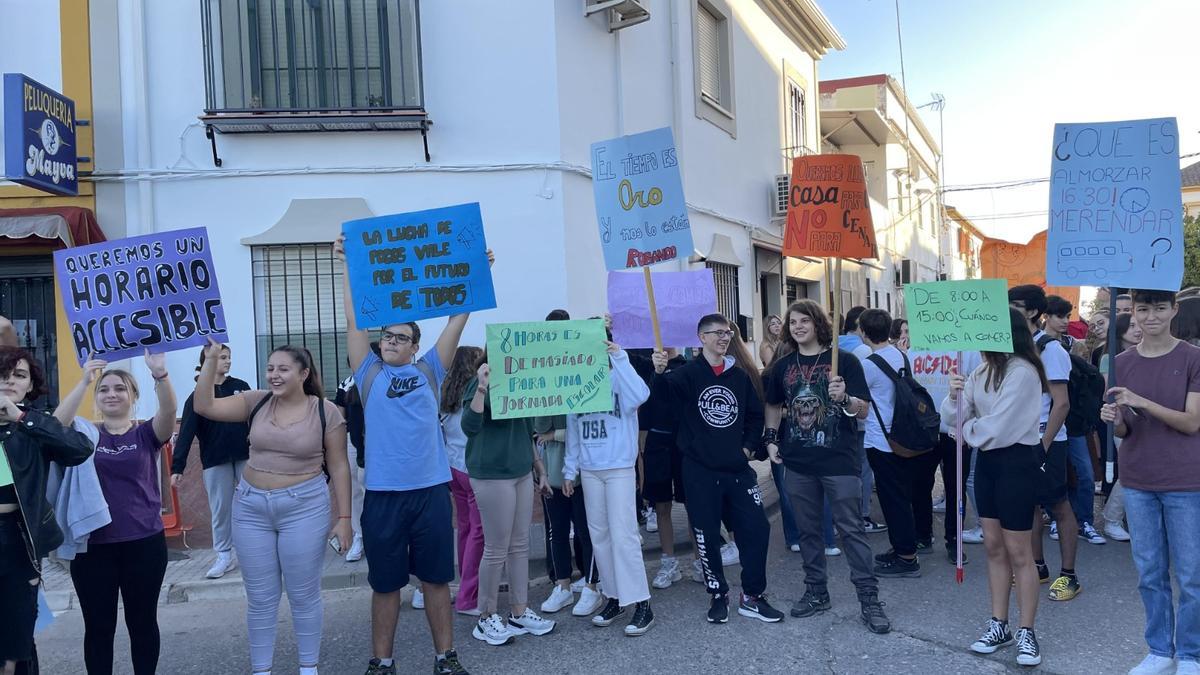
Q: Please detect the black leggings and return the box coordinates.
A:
[543,487,599,584]
[70,531,168,675]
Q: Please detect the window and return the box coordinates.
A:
[251,244,350,393]
[785,79,808,158]
[785,279,807,307]
[707,261,740,321]
[693,0,735,136]
[203,0,422,114]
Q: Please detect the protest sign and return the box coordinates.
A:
[980,232,1079,313]
[1047,118,1183,290]
[590,127,692,271]
[905,279,1013,353]
[486,319,612,420]
[910,350,983,410]
[783,154,878,260]
[608,269,716,349]
[54,227,228,365]
[342,203,496,328]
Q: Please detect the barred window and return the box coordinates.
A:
[251,244,350,394]
[707,261,740,321]
[203,0,423,112]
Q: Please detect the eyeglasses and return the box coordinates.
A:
[380,331,414,345]
[702,330,735,338]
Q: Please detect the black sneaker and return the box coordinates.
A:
[434,650,469,675]
[707,593,729,624]
[863,517,888,533]
[738,593,784,623]
[591,597,625,627]
[1036,562,1050,584]
[366,658,397,675]
[970,617,1014,654]
[859,593,891,634]
[946,547,969,565]
[790,588,831,618]
[874,551,921,578]
[915,539,934,555]
[1015,627,1042,666]
[624,600,654,636]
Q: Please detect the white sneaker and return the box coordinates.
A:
[345,534,364,562]
[1105,521,1132,542]
[540,585,575,614]
[691,558,705,583]
[1079,523,1107,545]
[573,587,604,616]
[472,614,515,646]
[569,577,586,593]
[824,547,842,557]
[932,497,947,513]
[652,556,681,589]
[1175,660,1199,675]
[1129,654,1176,675]
[721,542,740,567]
[412,588,425,609]
[205,551,235,579]
[1049,521,1059,541]
[456,607,482,617]
[645,509,659,533]
[508,608,556,636]
[962,527,984,544]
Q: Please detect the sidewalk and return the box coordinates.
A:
[42,462,782,610]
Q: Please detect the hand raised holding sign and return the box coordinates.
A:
[476,362,491,390]
[81,357,109,386]
[144,349,169,381]
[948,372,965,402]
[334,233,346,260]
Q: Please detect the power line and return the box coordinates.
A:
[941,150,1200,193]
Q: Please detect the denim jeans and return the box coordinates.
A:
[1066,435,1096,526]
[771,461,802,547]
[1124,486,1200,662]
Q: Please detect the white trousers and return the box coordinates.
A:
[202,459,247,553]
[581,467,650,606]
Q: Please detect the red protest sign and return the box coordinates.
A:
[783,154,878,260]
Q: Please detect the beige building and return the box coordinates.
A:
[1184,160,1200,219]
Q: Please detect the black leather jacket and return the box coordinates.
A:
[0,408,94,573]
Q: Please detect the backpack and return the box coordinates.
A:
[1036,335,1105,437]
[354,357,440,468]
[868,352,942,457]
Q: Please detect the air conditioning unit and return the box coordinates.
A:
[894,259,914,287]
[584,0,650,32]
[772,174,790,218]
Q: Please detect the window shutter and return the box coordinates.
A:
[707,261,740,320]
[697,6,721,101]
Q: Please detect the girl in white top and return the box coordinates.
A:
[942,308,1048,667]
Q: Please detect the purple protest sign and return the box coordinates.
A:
[607,269,717,349]
[53,227,228,365]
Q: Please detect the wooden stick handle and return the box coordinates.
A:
[644,266,664,353]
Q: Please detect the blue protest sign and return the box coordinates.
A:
[1047,118,1183,290]
[54,227,229,365]
[590,127,693,270]
[3,73,78,196]
[342,203,496,328]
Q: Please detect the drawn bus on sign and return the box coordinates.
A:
[1056,241,1133,280]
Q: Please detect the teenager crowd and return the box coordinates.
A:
[0,273,1197,675]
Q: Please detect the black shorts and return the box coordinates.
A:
[362,484,456,593]
[0,514,39,663]
[974,444,1041,531]
[1036,439,1070,509]
[642,431,685,504]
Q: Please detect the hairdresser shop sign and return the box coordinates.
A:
[3,73,77,196]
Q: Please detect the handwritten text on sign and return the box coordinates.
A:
[342,203,496,328]
[54,227,228,365]
[1047,118,1183,290]
[486,320,613,420]
[783,154,878,259]
[905,279,1013,353]
[591,127,693,270]
[607,269,717,349]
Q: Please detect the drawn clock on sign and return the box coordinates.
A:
[1119,188,1150,214]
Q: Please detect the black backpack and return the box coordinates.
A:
[1036,335,1105,437]
[868,352,942,457]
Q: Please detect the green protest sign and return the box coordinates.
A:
[905,279,1013,353]
[485,319,613,419]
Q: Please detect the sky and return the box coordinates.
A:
[815,0,1200,243]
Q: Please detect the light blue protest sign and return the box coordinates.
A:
[1047,118,1183,290]
[590,127,693,271]
[342,203,496,328]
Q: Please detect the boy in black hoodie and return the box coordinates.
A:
[652,314,783,625]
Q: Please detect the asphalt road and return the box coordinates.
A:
[34,515,1150,675]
